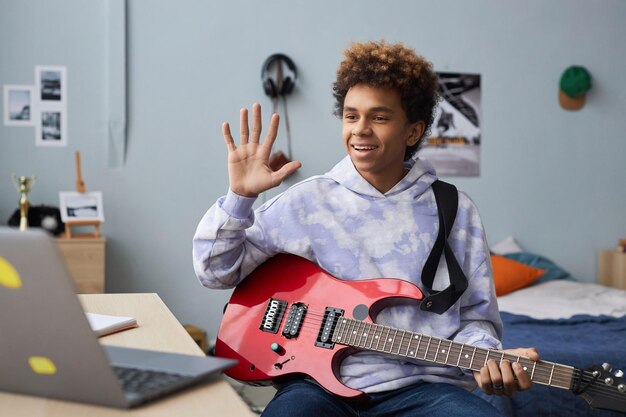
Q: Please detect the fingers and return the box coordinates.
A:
[513,361,533,390]
[222,122,236,152]
[271,160,302,185]
[487,359,507,396]
[239,107,249,145]
[476,354,536,397]
[266,112,280,144]
[226,104,276,148]
[250,103,262,143]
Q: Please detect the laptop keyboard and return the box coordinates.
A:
[113,366,193,396]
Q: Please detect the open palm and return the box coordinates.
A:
[222,103,301,197]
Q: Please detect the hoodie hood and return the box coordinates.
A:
[326,155,438,199]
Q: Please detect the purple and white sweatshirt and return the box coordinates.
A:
[193,155,502,393]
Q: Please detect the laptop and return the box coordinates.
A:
[0,227,236,408]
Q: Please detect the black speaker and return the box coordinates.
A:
[261,53,297,98]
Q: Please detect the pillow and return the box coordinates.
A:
[503,252,574,283]
[491,254,545,296]
[490,236,524,255]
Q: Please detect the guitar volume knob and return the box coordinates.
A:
[614,370,624,378]
[270,342,285,355]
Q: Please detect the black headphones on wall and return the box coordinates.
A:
[261,53,298,98]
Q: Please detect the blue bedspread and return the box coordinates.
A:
[482,312,626,417]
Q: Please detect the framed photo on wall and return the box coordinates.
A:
[35,65,67,103]
[35,108,67,146]
[59,191,105,223]
[3,85,35,126]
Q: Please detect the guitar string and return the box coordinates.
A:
[338,321,577,388]
[287,313,577,386]
[273,309,624,396]
[330,319,579,388]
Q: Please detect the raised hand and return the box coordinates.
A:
[222,103,301,197]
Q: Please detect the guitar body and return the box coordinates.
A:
[215,253,424,399]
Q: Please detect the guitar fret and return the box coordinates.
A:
[414,334,422,358]
[374,325,382,350]
[423,337,432,360]
[368,323,376,349]
[470,346,477,370]
[405,333,412,356]
[548,363,555,385]
[391,329,399,353]
[333,319,346,342]
[349,320,359,345]
[456,343,465,367]
[357,321,367,347]
[433,339,442,363]
[531,361,536,380]
[396,330,406,355]
[344,319,354,345]
[386,328,394,352]
[444,340,452,364]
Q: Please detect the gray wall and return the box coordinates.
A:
[2,0,625,338]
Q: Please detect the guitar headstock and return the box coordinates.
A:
[577,363,626,414]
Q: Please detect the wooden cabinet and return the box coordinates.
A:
[55,237,106,293]
[597,250,626,289]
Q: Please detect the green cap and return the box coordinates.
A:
[559,66,592,98]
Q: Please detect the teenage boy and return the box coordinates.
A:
[193,40,538,417]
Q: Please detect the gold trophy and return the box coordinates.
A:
[12,174,37,231]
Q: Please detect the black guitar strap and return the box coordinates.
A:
[419,180,468,314]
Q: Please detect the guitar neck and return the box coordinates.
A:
[332,317,576,390]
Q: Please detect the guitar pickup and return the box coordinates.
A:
[282,302,307,339]
[315,307,344,349]
[260,298,287,334]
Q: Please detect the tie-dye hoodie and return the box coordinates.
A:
[193,155,502,393]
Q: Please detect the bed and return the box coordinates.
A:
[481,246,626,417]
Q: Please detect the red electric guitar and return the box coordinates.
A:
[216,254,626,413]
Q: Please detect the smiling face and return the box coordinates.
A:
[342,84,425,193]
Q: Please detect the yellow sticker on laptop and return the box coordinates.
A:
[28,356,57,375]
[0,257,22,289]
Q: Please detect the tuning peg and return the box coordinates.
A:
[602,363,613,372]
[615,370,624,378]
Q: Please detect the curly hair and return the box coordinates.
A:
[333,40,440,159]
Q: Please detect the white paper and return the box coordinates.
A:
[85,312,137,337]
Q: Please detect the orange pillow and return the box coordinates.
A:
[491,254,545,296]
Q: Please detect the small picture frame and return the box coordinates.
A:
[35,65,67,103]
[59,191,105,223]
[3,85,35,126]
[35,108,67,147]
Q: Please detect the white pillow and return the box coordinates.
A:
[490,236,524,255]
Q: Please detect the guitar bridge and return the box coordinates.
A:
[315,307,344,349]
[259,298,287,334]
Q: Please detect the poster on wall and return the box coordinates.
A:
[420,72,481,177]
[34,65,68,147]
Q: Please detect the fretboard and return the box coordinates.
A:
[332,317,575,390]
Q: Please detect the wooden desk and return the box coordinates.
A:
[0,293,254,417]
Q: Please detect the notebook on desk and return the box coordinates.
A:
[0,227,237,408]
